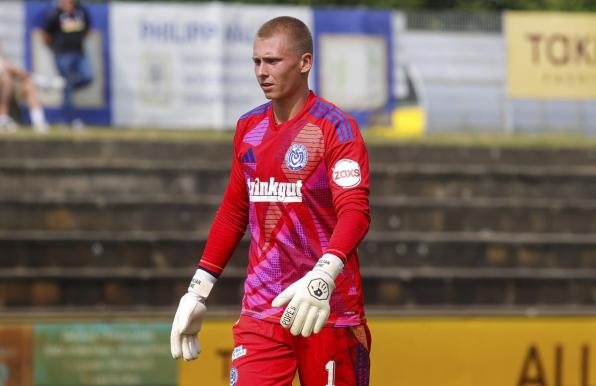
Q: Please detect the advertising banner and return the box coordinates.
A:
[0,325,33,386]
[33,322,175,386]
[25,2,111,125]
[374,317,596,386]
[0,1,25,68]
[314,9,395,127]
[506,12,596,99]
[2,317,596,386]
[111,3,312,129]
[181,317,596,386]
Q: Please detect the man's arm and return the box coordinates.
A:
[40,30,53,47]
[41,9,58,47]
[323,120,371,261]
[82,5,92,37]
[171,124,249,361]
[197,127,249,276]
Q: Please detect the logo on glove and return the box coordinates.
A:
[281,305,297,327]
[308,279,330,300]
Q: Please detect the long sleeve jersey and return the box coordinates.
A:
[199,91,370,327]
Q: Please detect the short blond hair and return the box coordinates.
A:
[256,16,313,56]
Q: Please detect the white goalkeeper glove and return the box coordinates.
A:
[272,253,344,337]
[170,269,216,361]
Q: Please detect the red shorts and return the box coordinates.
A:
[230,315,371,386]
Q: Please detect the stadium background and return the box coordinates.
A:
[1,1,596,385]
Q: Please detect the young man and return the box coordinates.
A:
[42,0,93,127]
[171,16,371,386]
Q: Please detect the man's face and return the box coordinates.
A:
[59,0,75,12]
[252,33,311,101]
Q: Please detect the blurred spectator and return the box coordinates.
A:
[41,0,93,128]
[0,59,17,132]
[0,51,61,133]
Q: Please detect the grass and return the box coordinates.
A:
[0,126,234,142]
[362,131,596,148]
[2,126,596,148]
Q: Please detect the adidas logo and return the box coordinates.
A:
[241,148,256,163]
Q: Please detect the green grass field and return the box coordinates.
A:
[2,126,596,148]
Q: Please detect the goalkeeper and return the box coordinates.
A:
[171,16,371,386]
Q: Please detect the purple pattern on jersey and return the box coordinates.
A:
[275,221,297,250]
[287,209,311,256]
[248,204,260,249]
[308,205,329,251]
[243,117,269,146]
[302,161,335,251]
[244,247,282,309]
[303,161,330,191]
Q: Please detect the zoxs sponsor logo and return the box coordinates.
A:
[332,159,361,188]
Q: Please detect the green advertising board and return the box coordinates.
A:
[34,323,175,386]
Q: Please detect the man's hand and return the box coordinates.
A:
[272,254,344,337]
[170,292,206,361]
[170,269,216,361]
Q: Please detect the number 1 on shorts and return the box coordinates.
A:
[325,360,335,386]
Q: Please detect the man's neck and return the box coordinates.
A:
[272,86,310,125]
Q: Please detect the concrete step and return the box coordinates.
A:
[2,196,596,234]
[0,160,230,198]
[3,230,596,271]
[0,271,593,309]
[3,138,596,167]
[2,160,596,199]
[0,196,221,233]
[374,197,596,233]
[374,164,596,199]
[0,138,233,163]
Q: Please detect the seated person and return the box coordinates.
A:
[0,56,63,133]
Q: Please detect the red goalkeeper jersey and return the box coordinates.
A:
[199,91,370,327]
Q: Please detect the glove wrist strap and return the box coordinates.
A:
[313,253,344,281]
[188,268,217,299]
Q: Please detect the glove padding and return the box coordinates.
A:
[170,292,206,361]
[272,254,344,337]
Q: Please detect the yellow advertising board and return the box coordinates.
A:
[179,317,596,386]
[505,12,596,99]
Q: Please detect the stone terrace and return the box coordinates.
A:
[1,138,596,314]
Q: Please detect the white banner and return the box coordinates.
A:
[111,3,312,129]
[0,1,24,68]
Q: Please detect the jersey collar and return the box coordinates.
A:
[268,90,317,131]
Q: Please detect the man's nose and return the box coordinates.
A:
[256,63,267,78]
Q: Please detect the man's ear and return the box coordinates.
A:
[300,52,313,74]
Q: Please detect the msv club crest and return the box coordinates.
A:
[285,144,308,171]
